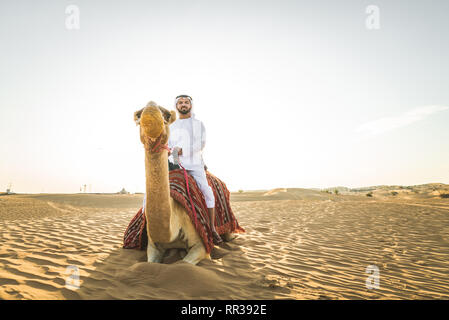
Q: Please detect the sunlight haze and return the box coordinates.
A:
[1,0,448,193]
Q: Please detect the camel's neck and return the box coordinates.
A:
[145,149,173,243]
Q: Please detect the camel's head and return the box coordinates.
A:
[134,101,176,150]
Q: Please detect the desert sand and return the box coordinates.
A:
[1,184,449,300]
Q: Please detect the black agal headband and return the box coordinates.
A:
[176,95,193,101]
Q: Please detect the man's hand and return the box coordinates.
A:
[172,147,183,166]
[169,147,182,156]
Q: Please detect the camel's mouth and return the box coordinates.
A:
[140,107,165,139]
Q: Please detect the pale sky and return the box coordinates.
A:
[1,0,448,193]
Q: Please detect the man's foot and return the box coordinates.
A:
[212,230,223,245]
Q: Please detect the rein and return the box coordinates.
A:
[178,162,198,228]
[150,135,171,153]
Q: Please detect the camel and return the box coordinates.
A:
[134,101,236,265]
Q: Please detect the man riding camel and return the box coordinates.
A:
[167,94,223,245]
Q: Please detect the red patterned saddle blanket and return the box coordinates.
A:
[123,169,245,253]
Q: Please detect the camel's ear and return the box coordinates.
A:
[134,108,144,126]
[159,106,176,125]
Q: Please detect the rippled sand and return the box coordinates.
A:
[1,187,448,299]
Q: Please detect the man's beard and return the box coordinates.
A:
[177,106,192,115]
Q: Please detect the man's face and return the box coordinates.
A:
[176,98,192,115]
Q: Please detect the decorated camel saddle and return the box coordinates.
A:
[123,169,245,253]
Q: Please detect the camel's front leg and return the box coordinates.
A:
[147,243,165,263]
[183,242,208,265]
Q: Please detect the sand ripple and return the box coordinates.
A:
[1,193,448,299]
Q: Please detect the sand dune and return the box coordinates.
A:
[263,188,287,196]
[1,186,449,299]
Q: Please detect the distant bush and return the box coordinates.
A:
[334,189,339,195]
[391,191,398,196]
[366,192,373,197]
[238,190,244,193]
[440,193,449,199]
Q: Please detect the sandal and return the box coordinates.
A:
[212,230,223,245]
